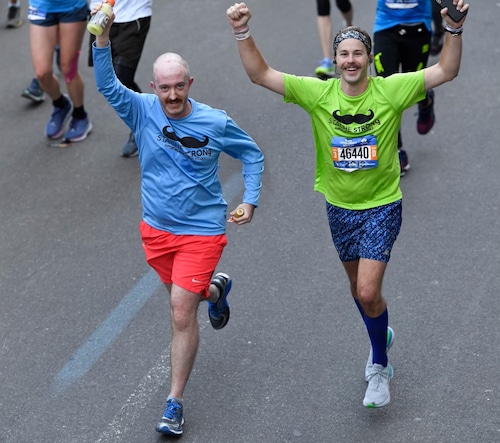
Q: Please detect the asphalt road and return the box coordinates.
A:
[1,1,499,442]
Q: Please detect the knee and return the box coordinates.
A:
[60,50,81,84]
[357,285,380,308]
[35,70,53,85]
[170,305,197,332]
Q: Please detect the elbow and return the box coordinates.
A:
[443,62,461,83]
[444,70,459,83]
[249,73,265,87]
[450,70,460,81]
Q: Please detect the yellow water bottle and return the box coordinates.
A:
[87,0,115,36]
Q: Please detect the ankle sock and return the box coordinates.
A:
[167,395,183,405]
[52,95,67,108]
[72,105,87,120]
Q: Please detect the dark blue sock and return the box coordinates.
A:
[354,298,366,320]
[365,309,388,367]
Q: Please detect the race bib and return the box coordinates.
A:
[331,135,378,173]
[385,0,418,9]
[27,6,47,21]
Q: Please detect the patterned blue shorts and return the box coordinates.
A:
[326,200,402,263]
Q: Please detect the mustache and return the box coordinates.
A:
[162,126,209,148]
[332,109,374,125]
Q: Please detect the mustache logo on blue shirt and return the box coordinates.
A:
[162,126,209,148]
[332,109,374,125]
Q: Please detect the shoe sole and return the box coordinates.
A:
[364,392,391,408]
[121,152,139,158]
[208,272,231,330]
[400,164,411,177]
[156,418,185,435]
[364,396,391,408]
[121,148,139,158]
[6,21,23,28]
[156,426,183,435]
[21,91,45,103]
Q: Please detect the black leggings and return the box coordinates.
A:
[88,16,151,92]
[317,0,352,16]
[373,24,431,75]
[374,24,431,148]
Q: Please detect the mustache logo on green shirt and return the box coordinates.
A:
[332,109,375,125]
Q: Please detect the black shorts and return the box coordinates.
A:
[88,16,151,69]
[373,24,431,76]
[316,0,352,16]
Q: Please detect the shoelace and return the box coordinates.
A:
[163,402,181,420]
[367,368,388,387]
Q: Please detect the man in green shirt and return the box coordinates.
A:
[226,0,469,407]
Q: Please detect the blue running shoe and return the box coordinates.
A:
[208,272,232,330]
[22,78,45,103]
[45,95,72,140]
[315,57,334,77]
[120,132,138,157]
[64,116,92,142]
[156,399,184,436]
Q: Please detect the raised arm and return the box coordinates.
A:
[226,2,286,96]
[424,0,469,90]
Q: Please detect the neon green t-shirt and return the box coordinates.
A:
[284,71,426,209]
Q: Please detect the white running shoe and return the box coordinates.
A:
[363,363,393,408]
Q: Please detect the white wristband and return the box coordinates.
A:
[444,24,463,36]
[233,26,251,41]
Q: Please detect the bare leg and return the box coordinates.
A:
[166,281,220,399]
[29,23,60,100]
[341,6,353,27]
[58,21,86,108]
[317,15,332,60]
[342,258,387,318]
[166,283,202,399]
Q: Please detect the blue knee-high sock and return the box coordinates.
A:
[354,298,366,320]
[364,309,388,367]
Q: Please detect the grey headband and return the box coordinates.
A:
[333,29,372,56]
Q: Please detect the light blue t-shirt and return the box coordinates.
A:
[92,44,264,236]
[374,0,432,33]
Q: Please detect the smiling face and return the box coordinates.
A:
[334,38,372,90]
[150,53,194,119]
